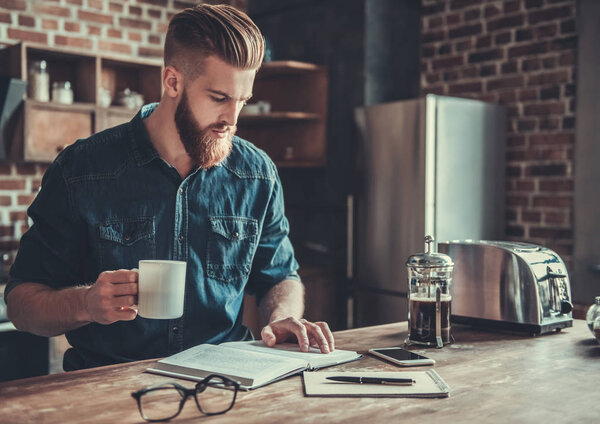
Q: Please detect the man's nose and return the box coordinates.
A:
[220,101,245,126]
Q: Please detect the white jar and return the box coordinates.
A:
[52,81,74,105]
[28,60,50,102]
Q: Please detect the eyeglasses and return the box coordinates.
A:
[131,374,240,422]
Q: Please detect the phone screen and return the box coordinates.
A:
[371,348,430,361]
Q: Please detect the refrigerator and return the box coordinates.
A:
[351,95,506,328]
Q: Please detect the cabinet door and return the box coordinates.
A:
[21,101,94,162]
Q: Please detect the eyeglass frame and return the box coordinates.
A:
[131,374,240,422]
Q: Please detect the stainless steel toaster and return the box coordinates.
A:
[438,240,573,335]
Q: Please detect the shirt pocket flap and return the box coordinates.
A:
[98,217,154,246]
[209,217,258,241]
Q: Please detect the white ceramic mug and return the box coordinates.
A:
[138,260,187,319]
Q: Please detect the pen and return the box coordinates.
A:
[326,376,415,385]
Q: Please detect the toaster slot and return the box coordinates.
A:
[540,266,572,316]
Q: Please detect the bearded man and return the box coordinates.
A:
[5,4,334,371]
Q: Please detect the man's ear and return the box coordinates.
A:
[163,65,182,98]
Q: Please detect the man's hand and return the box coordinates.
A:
[84,269,138,324]
[261,317,335,354]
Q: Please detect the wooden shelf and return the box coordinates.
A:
[237,60,328,167]
[0,42,162,162]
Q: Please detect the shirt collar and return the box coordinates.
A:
[129,103,161,167]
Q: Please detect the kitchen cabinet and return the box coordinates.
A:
[0,42,162,162]
[237,61,328,167]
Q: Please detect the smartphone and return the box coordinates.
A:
[368,347,435,367]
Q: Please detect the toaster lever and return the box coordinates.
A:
[561,300,573,314]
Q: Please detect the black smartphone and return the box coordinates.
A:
[368,347,435,366]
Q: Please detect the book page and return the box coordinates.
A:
[159,344,307,384]
[221,340,361,369]
[303,370,450,398]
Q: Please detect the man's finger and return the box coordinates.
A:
[101,269,139,284]
[113,282,138,296]
[316,321,335,351]
[261,325,277,347]
[302,320,329,353]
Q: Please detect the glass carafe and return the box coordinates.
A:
[406,235,454,348]
[586,296,600,333]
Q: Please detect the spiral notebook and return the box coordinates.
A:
[303,370,450,398]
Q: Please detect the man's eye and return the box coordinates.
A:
[211,96,227,103]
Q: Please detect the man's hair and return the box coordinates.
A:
[164,4,265,82]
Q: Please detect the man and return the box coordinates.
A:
[5,4,334,371]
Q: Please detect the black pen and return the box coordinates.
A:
[326,376,415,385]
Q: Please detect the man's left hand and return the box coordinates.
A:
[261,317,335,354]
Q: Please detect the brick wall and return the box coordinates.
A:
[421,0,576,267]
[0,0,245,264]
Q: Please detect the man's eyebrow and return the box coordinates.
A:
[206,89,253,101]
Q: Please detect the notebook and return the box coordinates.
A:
[146,340,362,390]
[303,370,450,398]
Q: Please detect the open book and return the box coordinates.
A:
[146,341,362,390]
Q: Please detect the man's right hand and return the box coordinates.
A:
[84,269,139,324]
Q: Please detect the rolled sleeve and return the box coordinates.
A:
[6,160,85,298]
[246,170,300,304]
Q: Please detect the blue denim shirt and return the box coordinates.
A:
[7,104,300,370]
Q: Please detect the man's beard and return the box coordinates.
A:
[174,89,235,169]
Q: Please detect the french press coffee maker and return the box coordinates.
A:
[406,235,454,348]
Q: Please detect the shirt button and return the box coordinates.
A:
[233,231,239,239]
[173,326,179,333]
[178,234,184,242]
[124,235,130,241]
[179,188,183,195]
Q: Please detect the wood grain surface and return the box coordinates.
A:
[0,320,598,424]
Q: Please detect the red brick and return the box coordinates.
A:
[480,64,497,77]
[533,195,571,207]
[461,67,477,78]
[423,30,445,43]
[522,210,541,222]
[448,81,482,94]
[550,36,577,52]
[523,102,565,116]
[17,194,36,205]
[98,41,132,55]
[138,46,163,58]
[517,119,536,131]
[503,0,521,14]
[422,86,445,96]
[455,39,472,52]
[506,209,518,221]
[525,0,543,9]
[508,42,549,58]
[157,22,168,33]
[562,116,575,129]
[66,0,83,5]
[530,133,573,145]
[476,35,492,48]
[9,211,27,221]
[129,5,142,16]
[516,29,533,42]
[119,17,152,30]
[464,8,480,21]
[148,35,161,45]
[487,14,525,31]
[535,23,558,39]
[487,75,524,91]
[128,31,142,42]
[88,25,102,36]
[7,28,47,44]
[540,85,560,100]
[495,32,512,44]
[147,8,162,19]
[0,196,11,206]
[527,70,569,86]
[469,48,503,63]
[501,61,518,74]
[508,195,529,207]
[432,55,464,70]
[443,70,459,82]
[109,2,123,13]
[523,147,565,161]
[540,179,573,192]
[544,211,566,224]
[450,0,480,9]
[55,35,93,49]
[542,57,557,69]
[0,11,11,23]
[78,10,113,24]
[519,88,538,101]
[539,117,560,130]
[508,135,526,147]
[485,5,501,18]
[0,0,25,11]
[522,58,540,71]
[559,52,575,66]
[88,0,103,9]
[0,241,19,250]
[0,226,14,237]
[449,23,482,39]
[64,21,80,32]
[0,180,25,190]
[32,3,71,17]
[107,28,122,39]
[560,19,576,35]
[139,0,168,6]
[517,181,535,191]
[0,163,11,175]
[528,5,573,25]
[529,227,571,240]
[423,2,446,15]
[446,13,460,26]
[15,163,36,175]
[18,14,35,27]
[526,163,567,177]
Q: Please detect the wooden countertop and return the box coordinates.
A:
[0,320,598,423]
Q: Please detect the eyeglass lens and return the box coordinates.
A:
[139,385,183,421]
[195,376,236,414]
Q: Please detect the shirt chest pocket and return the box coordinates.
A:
[207,216,259,283]
[97,217,156,271]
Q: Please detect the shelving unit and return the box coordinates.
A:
[237,60,328,167]
[0,42,162,162]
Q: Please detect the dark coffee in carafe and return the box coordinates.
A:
[409,294,452,345]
